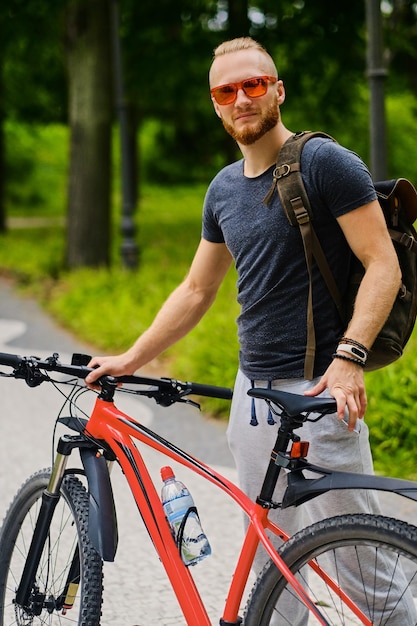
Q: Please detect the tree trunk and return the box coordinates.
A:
[65,0,113,268]
[227,0,250,38]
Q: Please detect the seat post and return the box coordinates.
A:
[256,412,305,508]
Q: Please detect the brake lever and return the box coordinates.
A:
[177,397,201,410]
[146,384,201,410]
[14,356,48,388]
[157,395,201,410]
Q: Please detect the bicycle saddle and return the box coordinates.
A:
[247,388,336,417]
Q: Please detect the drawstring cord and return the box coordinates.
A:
[250,380,276,426]
[250,380,258,426]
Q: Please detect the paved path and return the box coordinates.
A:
[0,279,247,625]
[0,278,415,625]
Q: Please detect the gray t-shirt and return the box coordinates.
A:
[202,137,376,380]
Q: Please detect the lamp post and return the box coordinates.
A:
[365,0,388,181]
[110,0,139,268]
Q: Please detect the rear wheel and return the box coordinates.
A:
[0,469,103,625]
[244,514,417,625]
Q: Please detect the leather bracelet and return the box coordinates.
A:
[337,343,367,364]
[332,353,365,368]
[340,337,369,356]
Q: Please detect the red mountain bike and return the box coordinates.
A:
[0,351,416,625]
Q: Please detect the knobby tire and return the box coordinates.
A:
[244,513,417,626]
[0,469,103,625]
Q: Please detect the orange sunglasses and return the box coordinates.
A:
[210,75,277,105]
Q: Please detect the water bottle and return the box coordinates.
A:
[160,466,211,566]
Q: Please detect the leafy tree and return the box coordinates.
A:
[0,0,66,232]
[1,0,112,268]
[119,0,376,183]
[119,0,224,183]
[1,0,416,263]
[383,0,417,93]
[1,1,66,123]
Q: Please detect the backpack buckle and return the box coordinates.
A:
[291,198,310,224]
[273,163,291,180]
[399,232,415,251]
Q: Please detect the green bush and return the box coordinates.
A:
[5,122,68,216]
[365,332,417,480]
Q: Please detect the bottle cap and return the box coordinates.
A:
[160,466,175,482]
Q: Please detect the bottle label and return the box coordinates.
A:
[163,492,193,520]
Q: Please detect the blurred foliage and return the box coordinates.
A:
[5,122,68,215]
[1,1,417,182]
[0,177,238,417]
[366,332,417,480]
[0,0,67,122]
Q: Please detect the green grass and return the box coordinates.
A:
[2,158,240,416]
[2,123,417,479]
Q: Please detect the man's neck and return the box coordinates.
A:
[240,124,293,178]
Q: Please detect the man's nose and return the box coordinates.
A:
[235,87,252,104]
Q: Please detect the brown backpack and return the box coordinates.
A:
[265,131,417,379]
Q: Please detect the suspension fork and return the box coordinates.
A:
[15,434,93,612]
[56,549,81,613]
[15,448,69,610]
[53,448,117,615]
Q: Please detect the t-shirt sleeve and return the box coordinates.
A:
[306,140,377,219]
[202,185,225,243]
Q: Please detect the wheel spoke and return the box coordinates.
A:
[244,514,417,625]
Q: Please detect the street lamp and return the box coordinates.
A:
[110,0,139,268]
[365,0,388,181]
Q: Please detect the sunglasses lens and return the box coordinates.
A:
[213,85,236,105]
[243,77,268,97]
[211,77,272,104]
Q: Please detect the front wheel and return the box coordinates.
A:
[244,513,417,625]
[0,469,103,625]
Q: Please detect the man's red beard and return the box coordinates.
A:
[220,100,280,145]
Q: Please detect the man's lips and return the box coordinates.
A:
[233,110,257,122]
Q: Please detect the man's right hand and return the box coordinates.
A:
[85,353,137,389]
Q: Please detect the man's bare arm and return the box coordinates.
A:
[86,239,232,384]
[339,199,402,345]
[305,199,401,429]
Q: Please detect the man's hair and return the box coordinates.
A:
[211,37,277,79]
[213,36,268,60]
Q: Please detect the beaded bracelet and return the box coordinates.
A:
[332,353,365,368]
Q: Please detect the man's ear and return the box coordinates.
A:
[276,80,286,106]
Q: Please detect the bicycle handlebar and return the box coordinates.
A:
[0,351,233,403]
[0,352,22,369]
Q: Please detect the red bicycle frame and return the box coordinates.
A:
[84,396,371,626]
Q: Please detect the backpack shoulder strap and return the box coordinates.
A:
[265,131,341,380]
[263,131,335,223]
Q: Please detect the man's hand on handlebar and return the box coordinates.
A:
[85,354,137,389]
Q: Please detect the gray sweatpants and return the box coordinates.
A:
[227,370,417,624]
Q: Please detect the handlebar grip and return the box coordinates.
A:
[0,352,23,368]
[187,382,233,400]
